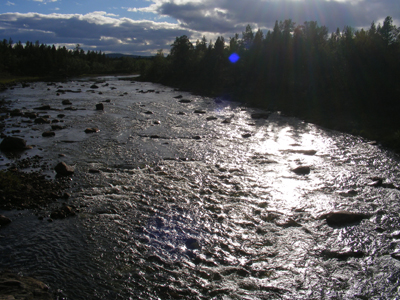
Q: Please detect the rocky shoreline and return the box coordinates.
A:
[0,91,76,299]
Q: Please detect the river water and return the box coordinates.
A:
[1,76,400,299]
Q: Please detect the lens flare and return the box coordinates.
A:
[229,53,240,63]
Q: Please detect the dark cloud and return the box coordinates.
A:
[154,0,400,32]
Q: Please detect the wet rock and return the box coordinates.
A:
[292,166,311,175]
[10,109,23,117]
[90,84,99,89]
[185,238,200,250]
[242,133,252,138]
[24,112,37,119]
[62,100,72,105]
[34,105,51,110]
[194,110,206,114]
[174,95,183,99]
[84,128,100,133]
[57,114,65,118]
[51,125,65,130]
[177,112,186,115]
[391,231,400,239]
[64,106,77,111]
[275,218,301,228]
[391,251,400,260]
[42,131,55,137]
[54,162,74,176]
[144,111,153,115]
[0,271,52,300]
[57,89,81,94]
[339,190,358,197]
[0,214,11,226]
[251,113,270,119]
[0,137,32,151]
[50,205,76,219]
[320,211,370,226]
[34,117,51,124]
[192,136,201,140]
[206,116,218,121]
[179,99,192,103]
[89,169,100,174]
[153,120,161,125]
[284,149,317,155]
[321,249,365,260]
[96,103,104,111]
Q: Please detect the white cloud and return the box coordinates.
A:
[6,1,15,5]
[0,11,190,55]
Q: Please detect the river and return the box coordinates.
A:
[1,76,400,299]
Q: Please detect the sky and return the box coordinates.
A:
[0,0,399,56]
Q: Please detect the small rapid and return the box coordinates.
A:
[1,76,400,299]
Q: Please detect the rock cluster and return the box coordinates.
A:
[0,169,69,210]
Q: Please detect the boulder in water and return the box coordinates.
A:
[54,162,74,176]
[62,100,72,105]
[292,166,311,175]
[34,105,51,110]
[50,205,76,219]
[85,128,100,133]
[320,211,370,226]
[34,117,51,124]
[96,103,104,111]
[0,137,32,151]
[0,215,11,226]
[42,131,55,137]
[194,110,206,114]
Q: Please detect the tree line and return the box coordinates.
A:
[141,16,400,149]
[0,40,148,78]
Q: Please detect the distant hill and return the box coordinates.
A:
[106,53,153,59]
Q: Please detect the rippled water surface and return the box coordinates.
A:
[1,76,400,299]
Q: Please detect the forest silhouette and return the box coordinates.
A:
[0,41,147,78]
[1,17,399,150]
[141,17,400,150]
